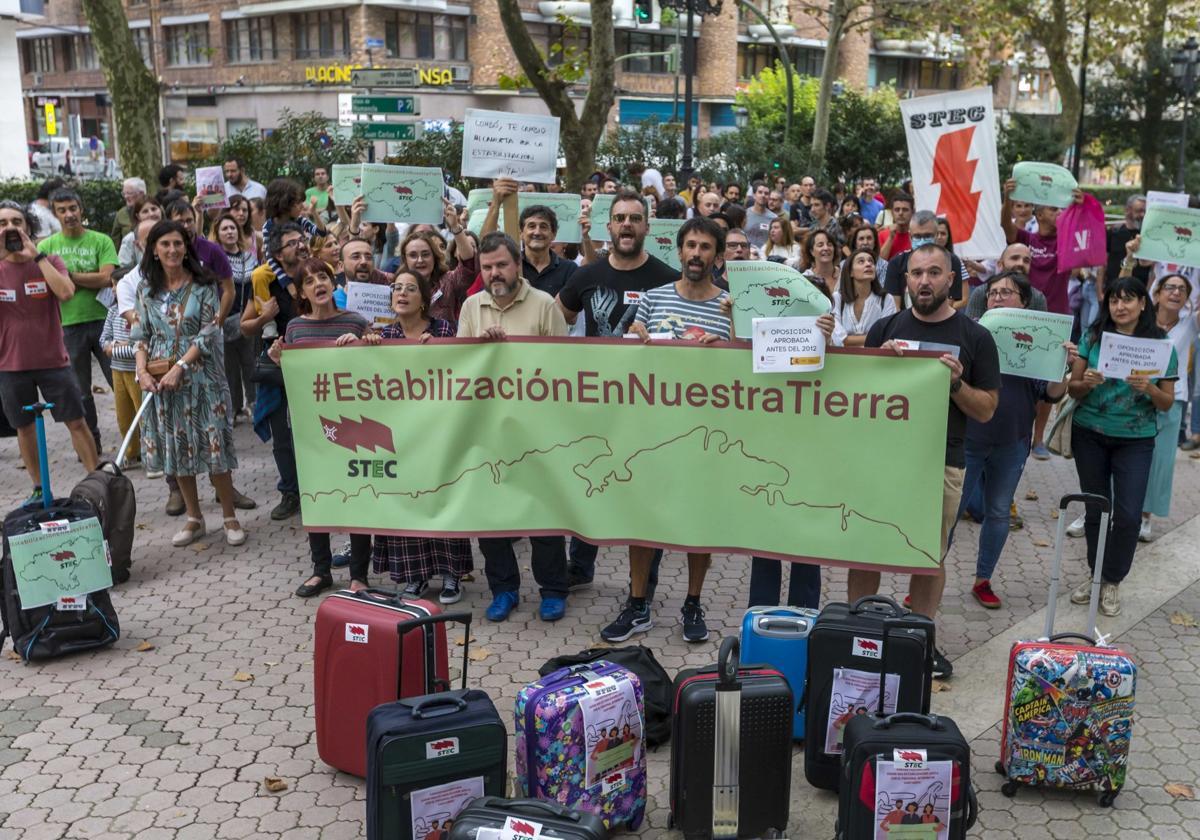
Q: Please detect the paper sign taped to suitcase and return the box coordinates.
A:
[8,516,110,608]
[826,668,900,755]
[578,676,644,788]
[282,341,951,573]
[410,776,483,840]
[874,759,951,839]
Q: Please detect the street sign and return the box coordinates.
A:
[365,37,385,49]
[351,95,420,115]
[359,122,422,141]
[351,68,417,89]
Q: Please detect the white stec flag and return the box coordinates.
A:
[900,87,1006,260]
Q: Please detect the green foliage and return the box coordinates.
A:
[694,125,814,187]
[731,65,909,183]
[498,14,590,89]
[1080,184,1143,212]
[996,113,1068,178]
[595,118,686,175]
[198,109,369,186]
[382,126,469,194]
[0,178,124,238]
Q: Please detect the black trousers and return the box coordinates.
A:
[480,535,568,599]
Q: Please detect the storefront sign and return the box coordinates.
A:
[305,63,364,85]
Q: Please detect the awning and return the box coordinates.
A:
[237,0,356,17]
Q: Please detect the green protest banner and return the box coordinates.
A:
[359,164,444,224]
[978,308,1073,381]
[466,207,489,237]
[461,190,583,243]
[281,340,950,573]
[1137,205,1200,269]
[726,261,832,338]
[646,219,686,269]
[1011,162,1077,208]
[331,164,363,208]
[588,194,615,226]
[9,517,110,608]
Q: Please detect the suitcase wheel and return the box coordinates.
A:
[667,814,674,830]
[1000,781,1019,798]
[1098,790,1118,808]
[994,760,1007,776]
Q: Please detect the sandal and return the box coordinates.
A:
[224,517,246,547]
[172,516,206,547]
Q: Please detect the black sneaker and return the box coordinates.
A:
[601,600,652,642]
[568,566,593,592]
[681,600,710,643]
[402,580,427,598]
[439,577,462,604]
[932,647,954,679]
[271,492,301,520]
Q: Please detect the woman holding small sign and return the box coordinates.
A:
[1066,243,1177,617]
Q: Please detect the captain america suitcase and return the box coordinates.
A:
[996,493,1136,806]
[739,606,819,739]
[314,588,468,777]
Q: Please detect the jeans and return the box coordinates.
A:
[310,532,370,581]
[955,438,1029,580]
[224,335,257,416]
[1071,423,1155,584]
[268,397,298,494]
[63,320,112,445]
[480,535,568,599]
[1078,278,1100,340]
[569,538,663,590]
[747,558,821,608]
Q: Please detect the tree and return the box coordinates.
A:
[595,118,686,176]
[997,114,1068,178]
[495,1,616,190]
[79,0,162,185]
[200,110,368,185]
[384,126,469,194]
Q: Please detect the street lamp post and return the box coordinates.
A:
[1172,36,1199,192]
[659,0,723,184]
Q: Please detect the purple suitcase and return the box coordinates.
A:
[514,660,647,832]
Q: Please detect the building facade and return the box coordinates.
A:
[16,0,1059,166]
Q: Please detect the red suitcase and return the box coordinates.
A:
[314,588,468,777]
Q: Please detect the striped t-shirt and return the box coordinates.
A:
[284,310,370,345]
[634,282,731,340]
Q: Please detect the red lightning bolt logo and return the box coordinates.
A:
[931,126,980,242]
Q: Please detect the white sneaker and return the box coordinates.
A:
[1138,518,1152,542]
[1070,578,1093,605]
[1066,514,1085,538]
[145,469,164,480]
[1100,582,1121,617]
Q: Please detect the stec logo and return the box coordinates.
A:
[424,736,460,759]
[344,623,369,644]
[502,817,542,840]
[852,637,882,659]
[347,459,399,478]
[894,748,927,769]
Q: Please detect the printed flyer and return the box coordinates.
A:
[410,776,483,840]
[874,759,952,839]
[578,675,643,789]
[824,667,900,755]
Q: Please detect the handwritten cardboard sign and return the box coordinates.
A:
[461,109,561,184]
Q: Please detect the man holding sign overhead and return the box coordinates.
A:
[480,178,577,298]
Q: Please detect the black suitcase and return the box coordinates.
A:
[366,689,508,840]
[447,796,607,840]
[804,596,934,791]
[670,637,793,839]
[837,619,977,839]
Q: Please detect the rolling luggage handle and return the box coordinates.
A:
[22,403,54,508]
[873,712,941,730]
[849,595,905,617]
[404,693,468,719]
[394,611,473,694]
[1045,493,1111,640]
[879,614,936,716]
[713,636,741,840]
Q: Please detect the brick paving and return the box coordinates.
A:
[3,382,1200,838]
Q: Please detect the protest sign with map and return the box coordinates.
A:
[1137,205,1200,269]
[9,517,110,608]
[588,194,615,227]
[727,261,832,337]
[644,219,685,269]
[359,164,444,224]
[463,190,582,243]
[332,164,363,207]
[978,308,1073,381]
[1011,162,1077,208]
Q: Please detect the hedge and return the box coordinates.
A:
[0,178,126,240]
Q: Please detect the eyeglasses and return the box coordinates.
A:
[986,288,1018,299]
[281,239,303,250]
[1160,284,1188,294]
[728,241,749,249]
[611,214,645,224]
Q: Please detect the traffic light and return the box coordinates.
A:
[634,0,653,23]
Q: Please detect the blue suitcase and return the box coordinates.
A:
[739,606,818,740]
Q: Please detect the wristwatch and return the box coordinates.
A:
[450,225,464,235]
[177,360,190,372]
[949,378,963,394]
[33,253,46,263]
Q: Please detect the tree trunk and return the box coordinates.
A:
[495,0,616,191]
[811,0,846,176]
[1138,0,1169,190]
[80,0,162,185]
[1040,0,1080,147]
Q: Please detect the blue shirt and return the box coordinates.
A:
[859,197,884,225]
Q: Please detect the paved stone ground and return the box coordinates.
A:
[3,379,1200,839]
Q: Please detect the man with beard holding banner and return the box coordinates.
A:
[846,243,1001,678]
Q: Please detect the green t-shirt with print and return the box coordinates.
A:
[37,229,118,326]
[1073,331,1178,439]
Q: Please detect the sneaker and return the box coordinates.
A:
[331,539,352,569]
[931,647,954,679]
[1138,518,1152,543]
[270,492,301,520]
[567,566,593,592]
[1100,582,1121,617]
[21,486,43,508]
[402,580,427,598]
[539,596,566,622]
[681,600,710,643]
[1070,578,1093,605]
[439,577,462,604]
[1066,514,1085,538]
[1031,443,1051,460]
[972,580,1002,609]
[165,489,186,517]
[601,599,653,642]
[145,469,164,479]
[485,590,519,622]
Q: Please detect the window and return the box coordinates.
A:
[165,22,211,66]
[384,12,468,61]
[226,118,258,136]
[23,37,55,73]
[63,34,99,71]
[130,28,153,68]
[292,10,350,59]
[737,43,823,80]
[168,117,219,162]
[226,17,276,63]
[616,31,674,74]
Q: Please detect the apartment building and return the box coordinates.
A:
[16,0,1057,164]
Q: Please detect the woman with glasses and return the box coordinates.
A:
[1140,270,1197,541]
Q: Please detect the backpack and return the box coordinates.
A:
[70,462,136,585]
[540,645,673,747]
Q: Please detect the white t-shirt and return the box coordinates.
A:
[116,266,143,316]
[226,179,267,201]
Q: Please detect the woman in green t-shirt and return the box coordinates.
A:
[1066,269,1177,618]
